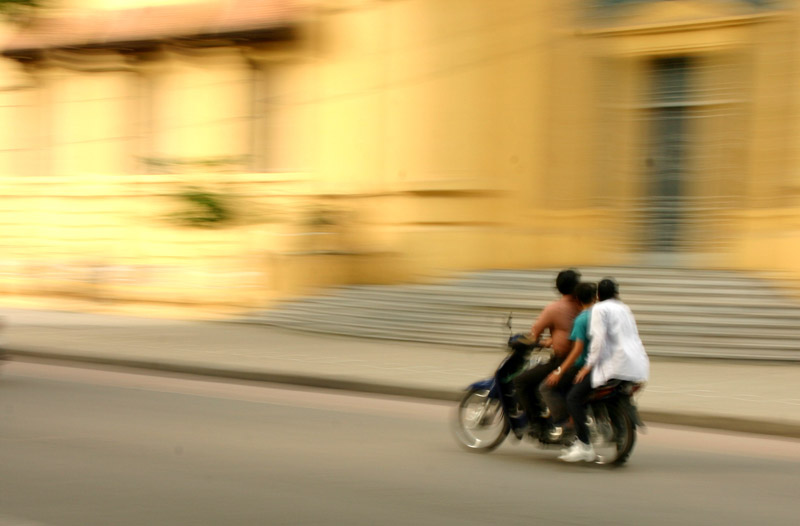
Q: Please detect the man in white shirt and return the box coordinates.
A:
[559,278,649,462]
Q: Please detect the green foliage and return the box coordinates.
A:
[145,156,250,228]
[0,0,38,9]
[170,186,234,228]
[0,0,39,18]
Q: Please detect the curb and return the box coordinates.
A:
[5,348,800,440]
[4,348,461,402]
[638,411,800,440]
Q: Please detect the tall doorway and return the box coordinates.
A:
[644,56,691,253]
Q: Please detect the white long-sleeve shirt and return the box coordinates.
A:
[586,299,649,388]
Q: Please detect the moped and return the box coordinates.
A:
[452,323,644,465]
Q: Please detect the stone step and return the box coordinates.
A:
[252,307,800,346]
[350,277,794,296]
[246,316,800,360]
[253,300,800,336]
[261,294,800,325]
[326,283,800,309]
[464,266,799,284]
[245,268,800,360]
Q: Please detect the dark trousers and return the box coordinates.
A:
[539,365,580,424]
[566,373,594,444]
[512,356,564,422]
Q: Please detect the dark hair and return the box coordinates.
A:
[597,278,619,301]
[575,282,597,305]
[555,269,581,296]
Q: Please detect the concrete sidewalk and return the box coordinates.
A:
[1,307,799,439]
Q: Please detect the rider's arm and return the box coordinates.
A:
[547,310,586,384]
[546,339,582,386]
[529,305,553,343]
[560,340,584,372]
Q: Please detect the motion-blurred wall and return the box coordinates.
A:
[0,0,798,312]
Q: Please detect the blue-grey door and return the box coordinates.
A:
[645,56,690,252]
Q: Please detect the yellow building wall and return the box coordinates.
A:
[2,0,800,314]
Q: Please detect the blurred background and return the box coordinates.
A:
[0,0,798,335]
[2,5,799,524]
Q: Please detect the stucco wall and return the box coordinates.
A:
[2,0,800,313]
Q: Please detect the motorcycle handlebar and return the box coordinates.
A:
[507,333,540,352]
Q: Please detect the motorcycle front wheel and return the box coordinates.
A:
[453,388,509,452]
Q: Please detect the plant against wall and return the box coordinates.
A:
[0,0,40,23]
[166,183,283,229]
[0,0,39,12]
[170,186,235,228]
[147,156,251,228]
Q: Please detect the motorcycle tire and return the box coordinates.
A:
[453,388,509,452]
[594,403,636,465]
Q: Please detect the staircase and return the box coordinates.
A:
[241,267,800,361]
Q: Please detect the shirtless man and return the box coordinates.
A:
[510,269,581,432]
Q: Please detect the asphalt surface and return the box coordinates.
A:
[0,306,799,439]
[0,362,798,526]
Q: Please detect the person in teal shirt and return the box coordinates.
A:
[539,281,597,436]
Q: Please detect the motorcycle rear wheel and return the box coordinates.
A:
[453,388,509,452]
[592,404,636,465]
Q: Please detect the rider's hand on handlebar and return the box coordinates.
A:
[508,333,539,352]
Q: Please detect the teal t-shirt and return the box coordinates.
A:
[569,309,592,368]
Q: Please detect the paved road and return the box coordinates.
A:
[3,306,800,438]
[0,362,798,526]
